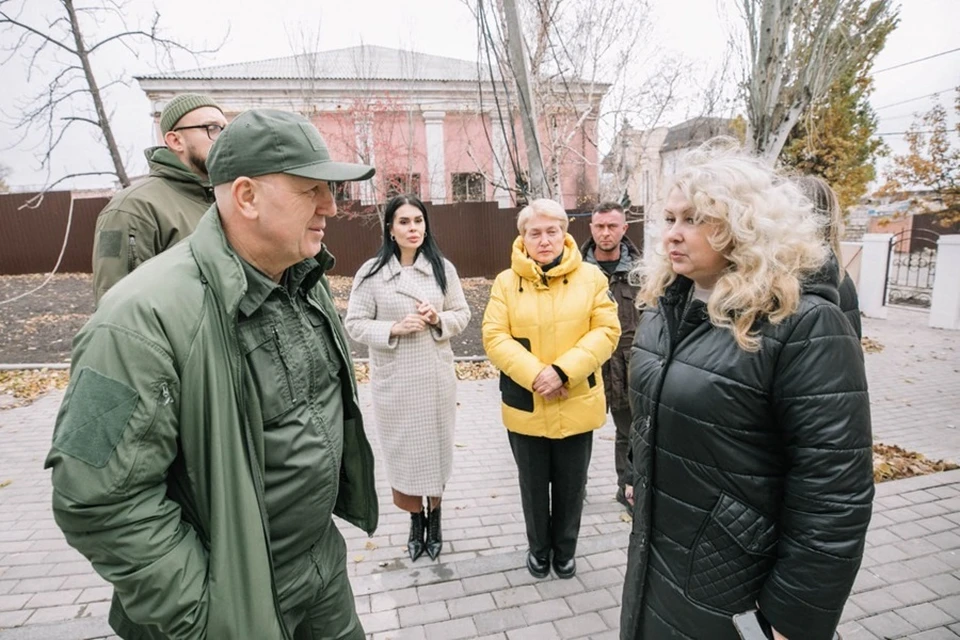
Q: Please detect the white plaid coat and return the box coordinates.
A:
[344,255,470,496]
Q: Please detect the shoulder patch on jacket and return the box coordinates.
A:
[52,368,138,468]
[97,230,123,258]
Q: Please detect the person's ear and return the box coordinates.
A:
[163,130,183,152]
[232,177,259,221]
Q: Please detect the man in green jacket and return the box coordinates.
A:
[46,109,379,640]
[92,93,228,303]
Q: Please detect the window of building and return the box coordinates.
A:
[385,174,421,199]
[451,172,485,202]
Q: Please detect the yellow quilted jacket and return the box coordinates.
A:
[482,234,621,438]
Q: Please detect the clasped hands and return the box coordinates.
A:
[533,366,567,401]
[390,300,440,336]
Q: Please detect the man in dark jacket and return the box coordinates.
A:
[581,201,641,509]
[92,93,227,303]
[47,109,379,640]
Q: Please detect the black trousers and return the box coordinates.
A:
[507,430,593,563]
[612,407,632,489]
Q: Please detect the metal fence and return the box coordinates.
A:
[0,192,108,275]
[0,193,644,278]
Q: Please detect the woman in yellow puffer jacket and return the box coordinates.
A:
[482,198,620,581]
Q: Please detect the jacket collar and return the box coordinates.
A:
[511,234,582,286]
[188,206,334,317]
[581,238,641,275]
[146,146,214,202]
[381,252,433,280]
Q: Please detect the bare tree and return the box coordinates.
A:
[467,0,674,207]
[0,0,222,191]
[738,0,897,163]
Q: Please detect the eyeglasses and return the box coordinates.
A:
[172,123,225,141]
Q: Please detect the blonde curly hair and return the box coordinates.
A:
[637,139,828,351]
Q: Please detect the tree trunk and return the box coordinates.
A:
[502,0,549,200]
[64,0,130,187]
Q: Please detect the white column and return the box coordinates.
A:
[423,111,446,204]
[490,112,512,208]
[929,235,960,330]
[859,233,893,319]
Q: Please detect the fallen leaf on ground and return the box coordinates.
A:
[873,443,958,483]
[620,512,633,523]
[353,555,364,563]
[861,337,884,353]
[364,541,378,551]
[0,480,11,489]
[0,369,70,409]
[454,442,467,448]
[455,361,498,381]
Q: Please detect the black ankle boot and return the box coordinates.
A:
[407,510,426,562]
[426,504,443,560]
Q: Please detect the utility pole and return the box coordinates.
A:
[502,0,550,200]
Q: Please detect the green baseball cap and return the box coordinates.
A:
[207,109,375,186]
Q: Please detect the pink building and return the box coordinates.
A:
[137,45,609,209]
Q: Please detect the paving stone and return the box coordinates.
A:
[921,574,960,597]
[0,609,31,628]
[535,577,585,600]
[858,611,918,637]
[0,593,31,611]
[883,581,940,606]
[934,595,960,619]
[371,587,419,612]
[519,598,573,625]
[473,607,526,635]
[397,601,449,627]
[850,589,903,615]
[897,602,958,630]
[505,622,558,639]
[358,610,400,634]
[553,611,608,639]
[565,588,617,615]
[492,586,541,609]
[439,593,492,618]
[417,581,464,604]
[372,627,426,640]
[461,573,510,595]
[909,628,960,640]
[578,567,622,590]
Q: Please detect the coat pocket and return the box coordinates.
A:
[500,373,534,412]
[499,336,534,412]
[685,492,777,613]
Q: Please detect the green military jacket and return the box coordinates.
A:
[92,147,215,304]
[46,208,378,640]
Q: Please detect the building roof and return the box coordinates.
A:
[137,45,490,83]
[661,117,734,152]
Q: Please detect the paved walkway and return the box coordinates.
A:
[0,307,958,639]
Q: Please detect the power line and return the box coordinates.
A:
[875,88,957,111]
[873,47,960,74]
[876,130,948,136]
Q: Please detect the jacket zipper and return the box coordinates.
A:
[271,326,298,404]
[127,234,137,273]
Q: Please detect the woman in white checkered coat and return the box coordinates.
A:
[345,194,470,563]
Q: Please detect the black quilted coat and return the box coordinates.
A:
[838,271,862,340]
[621,266,874,640]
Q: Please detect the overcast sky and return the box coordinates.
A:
[1,0,957,191]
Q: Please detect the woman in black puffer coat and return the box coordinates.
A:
[621,141,874,640]
[796,175,862,339]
